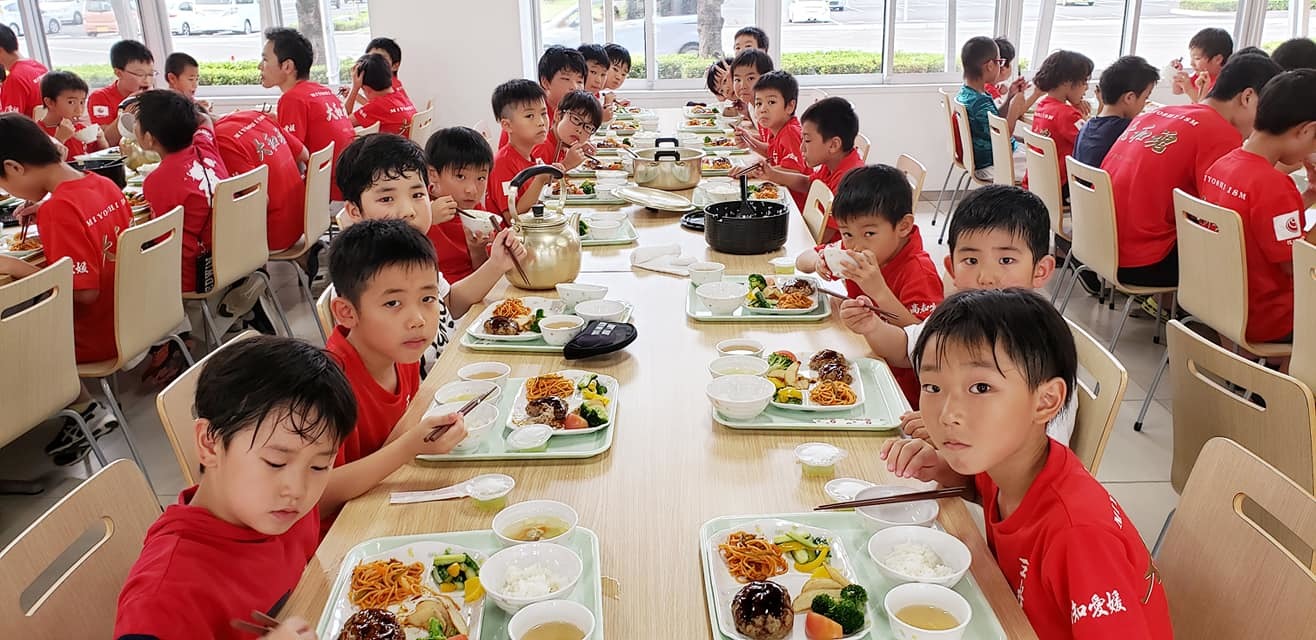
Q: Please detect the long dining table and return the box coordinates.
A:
[284,109,1039,639]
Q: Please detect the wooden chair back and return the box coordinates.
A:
[0,259,78,449]
[316,284,336,338]
[896,153,927,205]
[1065,157,1121,283]
[949,99,982,180]
[0,459,161,639]
[106,207,184,372]
[986,112,1016,186]
[1021,127,1067,241]
[1291,240,1316,389]
[801,179,834,245]
[1158,438,1316,638]
[354,121,380,138]
[855,132,872,163]
[1067,319,1128,473]
[209,166,270,293]
[408,106,436,147]
[301,143,334,247]
[156,330,261,486]
[937,88,965,171]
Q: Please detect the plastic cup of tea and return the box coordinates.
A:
[795,442,847,477]
[770,257,796,275]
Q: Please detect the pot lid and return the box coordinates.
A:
[517,203,569,228]
[613,185,697,212]
[634,146,706,161]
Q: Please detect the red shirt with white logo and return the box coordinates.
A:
[1024,96,1083,189]
[277,80,355,201]
[484,143,544,215]
[352,91,417,136]
[808,148,866,236]
[36,172,132,363]
[976,439,1174,640]
[87,82,129,126]
[1,58,48,118]
[142,128,231,293]
[1102,103,1241,268]
[1200,148,1304,342]
[326,325,420,468]
[215,111,308,252]
[767,116,808,209]
[37,119,98,158]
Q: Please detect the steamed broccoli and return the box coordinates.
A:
[746,273,769,291]
[578,400,609,427]
[810,593,836,615]
[579,219,590,236]
[829,600,866,634]
[840,584,868,605]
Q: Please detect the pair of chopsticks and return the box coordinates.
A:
[424,386,497,442]
[815,486,971,511]
[456,207,532,285]
[230,610,280,635]
[817,287,902,323]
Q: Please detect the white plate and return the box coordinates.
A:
[683,105,724,118]
[704,518,871,640]
[465,297,563,342]
[321,540,487,640]
[768,352,866,412]
[508,369,619,436]
[744,299,820,316]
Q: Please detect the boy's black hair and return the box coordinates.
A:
[961,36,1000,81]
[537,45,587,83]
[753,70,799,109]
[109,39,153,70]
[165,52,199,79]
[735,26,770,52]
[731,48,774,75]
[196,335,356,452]
[831,164,913,226]
[40,71,90,102]
[706,57,734,95]
[603,43,631,69]
[134,90,200,153]
[800,97,858,153]
[335,133,430,208]
[1254,69,1316,135]
[366,36,402,65]
[1032,50,1094,92]
[557,89,603,129]
[491,78,546,120]
[0,24,17,53]
[946,184,1050,264]
[329,218,438,306]
[425,126,494,174]
[1234,46,1268,58]
[994,37,1016,65]
[0,113,64,172]
[1097,56,1160,106]
[912,288,1076,406]
[264,27,314,80]
[1272,38,1316,71]
[355,53,393,92]
[1189,27,1233,63]
[1207,52,1282,101]
[577,43,610,69]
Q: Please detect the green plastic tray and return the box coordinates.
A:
[686,276,832,323]
[699,513,1008,640]
[416,376,615,461]
[315,527,605,640]
[459,304,633,354]
[714,358,909,432]
[581,219,639,246]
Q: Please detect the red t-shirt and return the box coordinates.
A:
[532,128,564,165]
[142,128,231,293]
[215,111,308,252]
[36,173,132,364]
[1102,103,1241,268]
[277,80,355,201]
[976,440,1173,640]
[427,218,475,282]
[392,76,410,103]
[1200,148,1304,343]
[985,82,1004,99]
[87,82,129,126]
[352,90,417,136]
[809,148,866,235]
[0,58,48,118]
[326,325,420,467]
[37,119,97,158]
[499,102,555,149]
[1024,96,1083,189]
[114,486,320,640]
[485,143,545,215]
[767,116,808,210]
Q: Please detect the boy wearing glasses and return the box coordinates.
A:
[534,90,602,173]
[957,36,1028,182]
[88,40,155,146]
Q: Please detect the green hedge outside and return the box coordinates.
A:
[332,11,369,32]
[1177,0,1314,10]
[629,50,946,79]
[55,58,358,87]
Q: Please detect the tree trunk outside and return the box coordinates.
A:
[697,0,725,57]
[296,0,327,66]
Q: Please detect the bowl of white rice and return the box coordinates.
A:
[867,526,971,588]
[479,542,584,614]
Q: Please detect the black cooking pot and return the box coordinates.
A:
[74,158,127,189]
[703,176,789,255]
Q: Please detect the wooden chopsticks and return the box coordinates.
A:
[814,486,971,511]
[456,208,531,285]
[424,385,497,443]
[230,610,280,635]
[816,287,902,323]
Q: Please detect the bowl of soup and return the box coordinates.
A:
[433,380,502,407]
[458,361,512,385]
[508,597,596,640]
[540,314,586,346]
[708,355,769,378]
[493,499,580,546]
[716,338,764,358]
[883,582,972,640]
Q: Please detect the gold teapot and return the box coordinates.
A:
[508,202,581,290]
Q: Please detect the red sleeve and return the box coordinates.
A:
[1055,108,1082,154]
[277,94,310,145]
[36,199,101,291]
[1040,528,1165,640]
[889,263,944,319]
[773,126,808,174]
[351,100,380,128]
[1250,182,1305,265]
[485,160,513,214]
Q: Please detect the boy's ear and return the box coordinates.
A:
[427,166,441,185]
[499,116,513,132]
[786,99,798,116]
[943,254,956,277]
[194,419,221,470]
[1,159,24,177]
[1031,254,1057,288]
[1032,377,1068,425]
[896,213,915,237]
[331,294,360,328]
[343,200,365,222]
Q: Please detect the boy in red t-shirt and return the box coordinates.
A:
[798,165,944,405]
[0,25,49,119]
[577,44,612,124]
[728,48,773,150]
[884,289,1173,640]
[1200,69,1316,348]
[88,40,155,147]
[499,45,586,149]
[260,28,355,201]
[114,336,357,639]
[1171,27,1232,103]
[215,110,309,252]
[341,37,411,111]
[425,126,494,282]
[486,79,557,218]
[37,71,108,159]
[747,70,808,209]
[346,53,416,136]
[533,89,601,171]
[0,114,131,466]
[1023,50,1093,194]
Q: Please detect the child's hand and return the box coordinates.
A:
[602,92,616,108]
[899,410,930,441]
[1005,76,1028,99]
[839,297,882,335]
[1193,72,1210,96]
[1073,98,1092,119]
[411,412,468,456]
[880,438,942,481]
[839,249,888,295]
[562,142,590,171]
[729,162,766,180]
[262,616,317,640]
[431,195,458,225]
[489,227,529,272]
[1171,70,1190,95]
[55,119,76,143]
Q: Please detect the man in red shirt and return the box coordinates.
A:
[1200,69,1316,346]
[347,53,416,136]
[0,24,48,118]
[485,79,554,218]
[750,70,809,209]
[884,289,1173,640]
[1102,53,1281,288]
[88,40,155,146]
[215,110,310,252]
[1023,50,1092,193]
[499,45,585,148]
[260,27,354,201]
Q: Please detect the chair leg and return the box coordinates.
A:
[1108,294,1137,351]
[57,407,107,466]
[253,270,294,338]
[1134,352,1170,432]
[292,263,326,343]
[938,173,969,244]
[1050,252,1075,304]
[97,376,155,493]
[931,165,955,225]
[198,300,220,351]
[166,334,196,367]
[1058,265,1091,314]
[1151,508,1176,558]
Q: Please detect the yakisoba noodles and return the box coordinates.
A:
[776,292,815,309]
[525,374,576,401]
[492,298,531,319]
[811,381,858,406]
[718,532,788,583]
[349,559,434,608]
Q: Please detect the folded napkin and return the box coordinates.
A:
[630,243,691,277]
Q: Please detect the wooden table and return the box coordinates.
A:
[285,111,1039,639]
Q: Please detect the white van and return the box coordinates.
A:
[171,0,258,35]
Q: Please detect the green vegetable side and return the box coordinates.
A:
[578,219,590,236]
[430,550,480,591]
[577,400,609,427]
[577,373,608,395]
[810,583,869,634]
[746,273,769,291]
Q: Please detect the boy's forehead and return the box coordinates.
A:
[919,335,1011,374]
[553,70,583,82]
[755,88,783,100]
[235,410,338,454]
[839,217,894,230]
[362,261,441,292]
[366,170,427,191]
[953,228,1027,252]
[58,90,88,99]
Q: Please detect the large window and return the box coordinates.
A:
[778,0,885,78]
[1050,0,1127,70]
[1134,0,1236,69]
[42,0,145,85]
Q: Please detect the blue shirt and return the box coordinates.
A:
[1073,115,1132,168]
[957,85,999,170]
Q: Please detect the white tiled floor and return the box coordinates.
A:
[0,201,1181,551]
